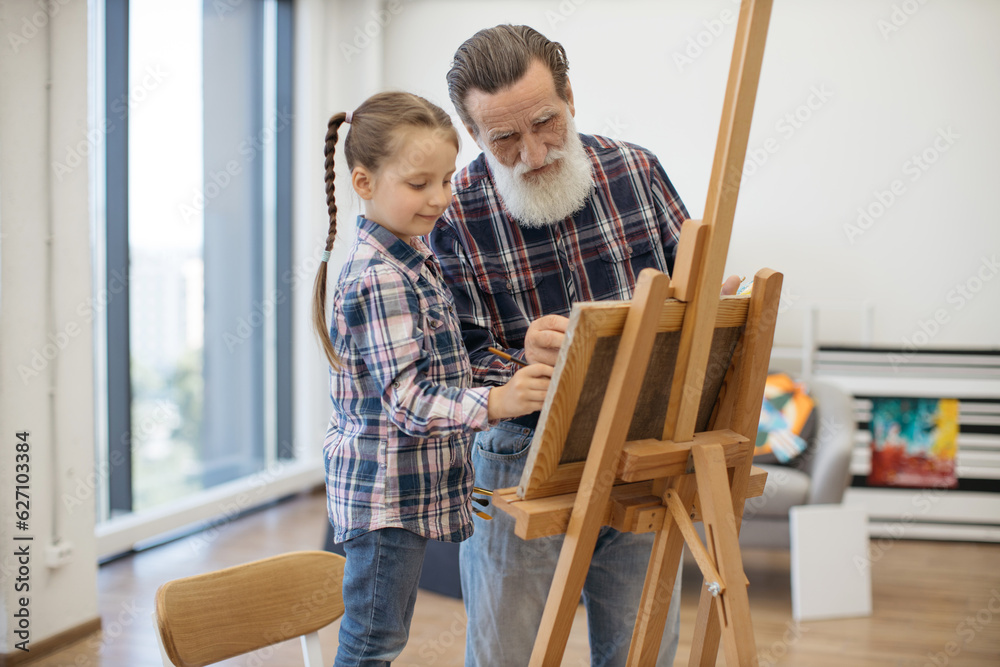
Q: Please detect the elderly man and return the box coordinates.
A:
[429,24,718,666]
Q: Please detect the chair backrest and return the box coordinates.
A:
[153,550,346,667]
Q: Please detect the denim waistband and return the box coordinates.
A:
[490,418,536,436]
[508,411,539,430]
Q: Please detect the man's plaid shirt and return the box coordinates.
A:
[428,134,689,410]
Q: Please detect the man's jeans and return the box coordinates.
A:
[336,527,428,667]
[460,421,682,666]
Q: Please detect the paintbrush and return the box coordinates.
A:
[487,346,528,367]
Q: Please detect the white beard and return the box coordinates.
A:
[482,116,595,229]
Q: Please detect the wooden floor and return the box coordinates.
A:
[26,488,1000,666]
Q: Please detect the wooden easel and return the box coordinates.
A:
[490,1,778,664]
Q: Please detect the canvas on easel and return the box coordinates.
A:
[516,293,749,501]
[493,267,783,665]
[490,1,780,664]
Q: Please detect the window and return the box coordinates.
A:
[97,0,296,546]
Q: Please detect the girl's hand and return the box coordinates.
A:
[487,363,553,420]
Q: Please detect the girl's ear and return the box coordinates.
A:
[352,166,375,200]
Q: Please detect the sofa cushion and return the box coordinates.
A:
[743,464,810,518]
[754,373,817,465]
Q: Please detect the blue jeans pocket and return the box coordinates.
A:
[472,422,535,490]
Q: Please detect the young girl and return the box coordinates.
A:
[312,91,552,666]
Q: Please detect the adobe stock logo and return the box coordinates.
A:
[843,126,958,245]
[672,4,739,73]
[339,0,403,63]
[887,254,1000,370]
[545,0,589,29]
[877,0,932,40]
[923,589,1000,667]
[6,0,73,54]
[742,84,833,178]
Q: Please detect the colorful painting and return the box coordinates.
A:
[868,397,959,489]
[754,373,815,463]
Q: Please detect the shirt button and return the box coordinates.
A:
[393,380,400,389]
[568,264,576,272]
[627,246,634,256]
[448,304,454,312]
[505,280,512,290]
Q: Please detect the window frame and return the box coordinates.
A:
[95,0,310,559]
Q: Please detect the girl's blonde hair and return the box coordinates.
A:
[312,92,460,369]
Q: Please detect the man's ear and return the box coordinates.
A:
[465,124,488,153]
[352,166,375,200]
[564,78,576,117]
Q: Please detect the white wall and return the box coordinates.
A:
[364,0,1000,351]
[0,0,99,653]
[293,0,396,477]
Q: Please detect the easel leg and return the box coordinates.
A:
[688,585,723,666]
[529,269,672,667]
[627,476,697,667]
[688,441,756,666]
[691,444,757,665]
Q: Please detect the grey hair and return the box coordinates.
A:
[447,25,570,135]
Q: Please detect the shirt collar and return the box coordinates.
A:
[356,215,432,280]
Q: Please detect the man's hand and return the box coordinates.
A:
[721,274,741,296]
[520,275,738,372]
[487,363,554,420]
[524,314,569,366]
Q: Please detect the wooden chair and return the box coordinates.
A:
[153,550,346,667]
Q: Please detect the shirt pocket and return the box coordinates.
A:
[473,264,540,297]
[391,434,455,500]
[423,307,446,338]
[472,267,548,344]
[595,234,661,301]
[421,307,453,379]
